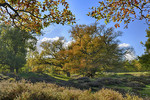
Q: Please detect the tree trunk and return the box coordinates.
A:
[66,72,70,77]
[16,68,19,73]
[10,67,14,73]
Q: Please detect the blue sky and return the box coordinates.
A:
[39,0,149,57]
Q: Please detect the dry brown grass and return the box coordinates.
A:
[0,80,143,100]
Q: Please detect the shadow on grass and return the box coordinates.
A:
[0,72,92,91]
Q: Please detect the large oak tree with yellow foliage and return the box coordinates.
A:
[63,24,125,77]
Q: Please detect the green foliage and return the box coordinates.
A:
[139,54,150,71]
[123,60,142,72]
[0,80,143,100]
[144,27,150,52]
[26,37,65,73]
[0,25,37,73]
[139,27,150,71]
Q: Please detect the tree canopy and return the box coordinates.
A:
[27,37,65,73]
[63,24,125,76]
[0,0,76,34]
[139,27,150,70]
[88,0,150,28]
[0,25,37,73]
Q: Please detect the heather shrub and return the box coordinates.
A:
[126,81,146,88]
[125,94,143,100]
[0,80,143,100]
[60,89,82,100]
[93,89,143,100]
[0,80,28,100]
[78,90,95,100]
[93,88,124,100]
[97,78,122,85]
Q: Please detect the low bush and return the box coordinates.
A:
[88,81,103,88]
[108,87,127,95]
[126,81,146,88]
[76,77,91,83]
[97,78,122,85]
[0,80,143,100]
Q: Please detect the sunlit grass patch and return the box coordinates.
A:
[47,73,71,81]
[116,72,150,76]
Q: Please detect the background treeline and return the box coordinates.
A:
[0,24,150,77]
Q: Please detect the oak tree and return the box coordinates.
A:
[27,37,65,73]
[64,24,124,77]
[0,0,76,34]
[88,0,150,28]
[139,27,150,70]
[0,25,37,73]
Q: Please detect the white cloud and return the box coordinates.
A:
[119,43,130,48]
[124,49,136,61]
[63,40,75,48]
[118,43,136,60]
[41,37,59,42]
[125,53,136,61]
[36,37,60,52]
[36,37,74,52]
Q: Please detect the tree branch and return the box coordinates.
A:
[17,10,46,19]
[0,3,19,17]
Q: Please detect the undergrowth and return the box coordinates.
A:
[0,80,143,100]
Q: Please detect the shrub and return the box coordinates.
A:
[93,88,124,100]
[125,94,143,100]
[0,80,143,100]
[126,81,146,88]
[128,76,150,85]
[88,81,103,88]
[108,87,127,95]
[77,77,91,83]
[97,78,122,85]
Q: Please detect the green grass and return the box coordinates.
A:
[140,85,150,97]
[19,72,42,79]
[47,73,71,81]
[116,72,150,76]
[0,74,9,79]
[19,72,71,81]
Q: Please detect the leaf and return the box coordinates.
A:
[105,20,107,24]
[88,0,149,28]
[0,0,76,34]
[146,14,149,18]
